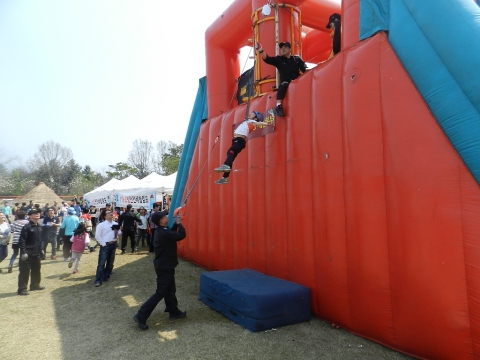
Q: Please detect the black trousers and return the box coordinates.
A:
[277,81,291,100]
[18,255,41,292]
[137,229,147,247]
[223,137,246,178]
[42,236,57,257]
[63,238,72,259]
[137,268,178,323]
[121,229,136,250]
[147,228,156,253]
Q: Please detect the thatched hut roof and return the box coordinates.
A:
[18,182,64,207]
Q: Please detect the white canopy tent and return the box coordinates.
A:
[139,172,165,186]
[84,173,177,209]
[88,178,121,194]
[83,178,122,208]
[114,175,142,190]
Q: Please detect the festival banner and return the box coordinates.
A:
[115,191,156,209]
[84,192,112,208]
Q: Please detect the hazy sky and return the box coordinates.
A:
[0,0,242,172]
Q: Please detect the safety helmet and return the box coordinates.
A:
[253,111,264,122]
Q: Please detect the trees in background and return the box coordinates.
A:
[0,138,183,196]
[127,139,183,177]
[159,142,183,176]
[128,139,154,179]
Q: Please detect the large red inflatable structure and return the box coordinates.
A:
[176,0,480,358]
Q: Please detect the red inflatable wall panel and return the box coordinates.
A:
[303,29,332,63]
[342,0,359,49]
[181,33,480,359]
[310,54,351,325]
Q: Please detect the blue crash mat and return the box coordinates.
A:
[199,268,311,332]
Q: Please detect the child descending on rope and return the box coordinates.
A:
[214,110,271,185]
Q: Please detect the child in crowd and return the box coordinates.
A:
[69,223,90,274]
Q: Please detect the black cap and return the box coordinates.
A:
[28,209,41,215]
[326,13,341,29]
[279,41,291,48]
[151,211,169,225]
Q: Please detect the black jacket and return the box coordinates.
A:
[153,223,186,270]
[263,55,307,83]
[42,216,60,240]
[117,211,141,231]
[19,221,43,256]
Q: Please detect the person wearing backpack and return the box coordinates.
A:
[80,208,95,252]
[69,223,90,274]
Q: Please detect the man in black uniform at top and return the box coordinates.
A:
[133,210,186,330]
[117,204,142,254]
[326,13,341,57]
[256,41,307,117]
[18,209,45,295]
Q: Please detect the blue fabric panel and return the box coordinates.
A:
[400,0,480,113]
[169,77,207,225]
[359,0,389,40]
[199,269,311,332]
[360,0,480,183]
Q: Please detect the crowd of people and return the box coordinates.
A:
[2,202,166,272]
[0,197,188,329]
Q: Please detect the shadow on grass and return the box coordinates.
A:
[49,254,244,360]
[50,254,415,360]
[0,291,18,299]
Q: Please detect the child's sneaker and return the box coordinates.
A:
[73,269,78,274]
[214,164,231,173]
[68,259,74,268]
[215,177,229,185]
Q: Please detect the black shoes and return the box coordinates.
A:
[7,265,12,273]
[30,286,45,291]
[169,310,187,320]
[133,314,149,330]
[275,105,285,117]
[121,249,126,255]
[19,286,44,294]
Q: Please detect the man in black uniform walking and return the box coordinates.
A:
[18,209,45,295]
[133,210,186,330]
[256,41,307,117]
[117,204,142,254]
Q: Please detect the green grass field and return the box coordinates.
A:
[0,245,415,360]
